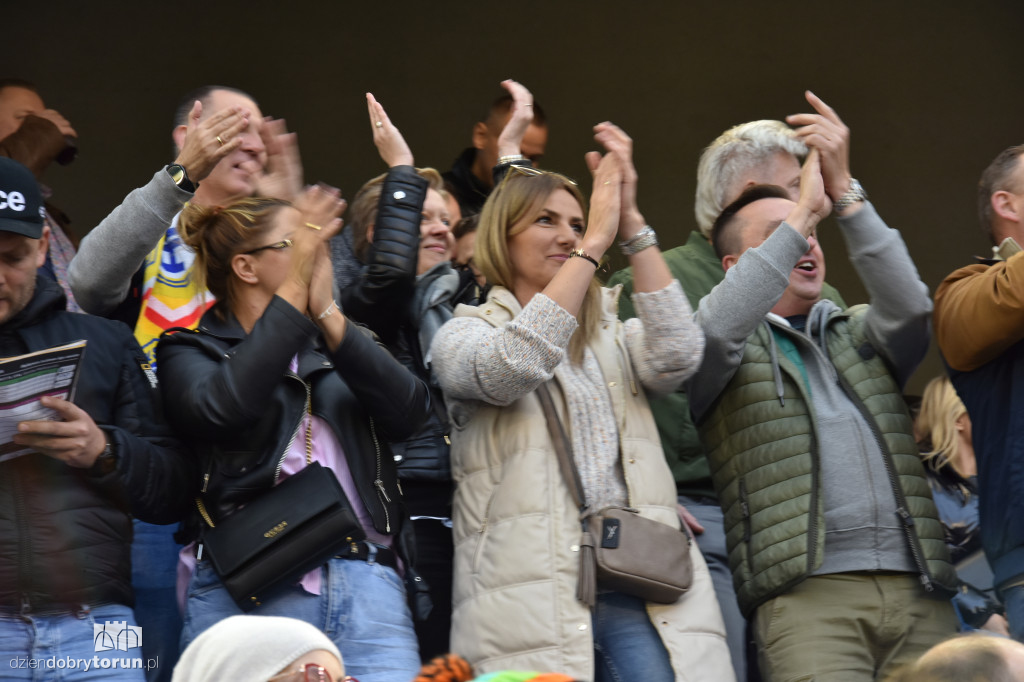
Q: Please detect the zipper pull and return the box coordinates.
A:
[895,507,915,527]
[201,473,210,493]
[375,479,391,503]
[444,435,451,446]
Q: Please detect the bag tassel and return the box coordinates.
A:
[577,529,597,607]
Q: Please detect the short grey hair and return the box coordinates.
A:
[694,120,807,238]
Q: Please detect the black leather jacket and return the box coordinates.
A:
[342,167,460,496]
[0,278,191,610]
[156,296,431,539]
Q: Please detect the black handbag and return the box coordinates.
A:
[197,460,365,612]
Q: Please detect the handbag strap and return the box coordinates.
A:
[536,382,588,513]
[537,382,599,606]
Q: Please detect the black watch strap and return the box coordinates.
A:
[166,164,198,193]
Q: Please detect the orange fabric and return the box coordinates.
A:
[934,252,1024,371]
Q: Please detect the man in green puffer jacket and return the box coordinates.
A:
[686,94,957,682]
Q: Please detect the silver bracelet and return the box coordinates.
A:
[498,154,526,165]
[619,225,658,256]
[317,300,338,320]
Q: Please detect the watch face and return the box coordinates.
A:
[170,165,185,185]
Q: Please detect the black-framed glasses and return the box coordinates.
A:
[243,239,293,255]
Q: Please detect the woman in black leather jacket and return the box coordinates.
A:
[156,185,430,682]
[339,94,471,660]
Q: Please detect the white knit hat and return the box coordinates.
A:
[171,615,344,682]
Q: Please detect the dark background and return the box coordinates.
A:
[2,1,1021,393]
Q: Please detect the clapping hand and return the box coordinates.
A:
[581,149,624,261]
[496,79,536,160]
[787,91,852,201]
[173,100,251,183]
[593,122,645,241]
[256,117,303,201]
[366,93,413,168]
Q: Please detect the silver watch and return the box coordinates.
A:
[833,178,867,213]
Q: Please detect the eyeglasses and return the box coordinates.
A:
[267,663,357,682]
[243,239,293,255]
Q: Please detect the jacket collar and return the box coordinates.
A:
[2,276,66,334]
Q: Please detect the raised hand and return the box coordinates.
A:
[34,109,77,138]
[277,184,346,317]
[367,93,413,168]
[581,150,623,260]
[496,79,536,160]
[14,396,107,468]
[786,149,831,238]
[593,122,644,240]
[256,117,303,201]
[786,91,852,201]
[174,100,251,183]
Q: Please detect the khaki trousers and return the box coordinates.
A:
[753,572,957,682]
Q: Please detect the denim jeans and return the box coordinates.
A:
[681,495,748,681]
[1001,582,1024,642]
[181,556,420,682]
[130,520,182,682]
[592,591,674,682]
[0,604,147,681]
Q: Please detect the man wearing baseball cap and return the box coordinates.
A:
[0,157,191,679]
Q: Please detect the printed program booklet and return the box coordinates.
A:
[0,340,86,462]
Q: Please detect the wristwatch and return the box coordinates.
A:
[166,164,198,193]
[94,434,118,475]
[833,178,867,213]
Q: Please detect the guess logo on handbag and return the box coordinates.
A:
[601,518,621,549]
[264,521,288,538]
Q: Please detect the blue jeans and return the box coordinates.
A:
[0,604,148,681]
[680,495,748,680]
[130,520,182,682]
[181,556,420,682]
[592,592,673,682]
[1002,582,1024,642]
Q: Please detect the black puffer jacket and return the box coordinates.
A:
[0,277,191,610]
[156,296,431,538]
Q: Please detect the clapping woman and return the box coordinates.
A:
[429,114,734,680]
[156,185,429,682]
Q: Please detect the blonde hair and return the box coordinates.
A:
[177,197,290,316]
[694,120,807,239]
[349,167,447,262]
[916,375,969,473]
[476,168,601,364]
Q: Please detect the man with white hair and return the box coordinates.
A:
[607,93,847,680]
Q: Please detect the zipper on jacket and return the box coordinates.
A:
[739,478,754,570]
[369,417,391,533]
[275,372,311,484]
[834,369,934,590]
[13,467,32,611]
[766,321,823,578]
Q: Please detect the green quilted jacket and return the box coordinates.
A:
[698,305,956,617]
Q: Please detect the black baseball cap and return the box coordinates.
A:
[0,158,44,239]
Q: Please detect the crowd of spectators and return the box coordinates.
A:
[1,75,1023,681]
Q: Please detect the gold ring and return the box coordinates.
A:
[604,181,611,185]
[375,121,383,129]
[216,136,224,146]
[305,222,322,231]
